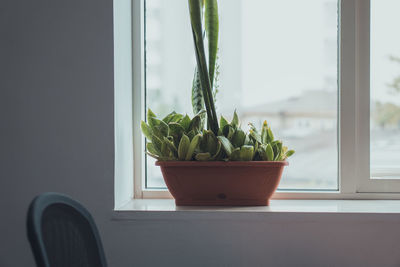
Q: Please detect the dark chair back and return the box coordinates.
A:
[27,192,107,267]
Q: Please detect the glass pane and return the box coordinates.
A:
[145,0,339,190]
[370,0,400,179]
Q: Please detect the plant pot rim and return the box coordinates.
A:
[155,161,289,167]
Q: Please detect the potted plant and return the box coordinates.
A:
[140,0,295,206]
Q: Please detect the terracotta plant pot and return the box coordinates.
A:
[156,161,288,206]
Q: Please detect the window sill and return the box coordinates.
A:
[112,199,400,221]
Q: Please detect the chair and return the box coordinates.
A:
[27,192,107,267]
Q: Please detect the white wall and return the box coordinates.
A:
[2,1,400,266]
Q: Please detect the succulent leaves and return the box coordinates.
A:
[141,109,295,162]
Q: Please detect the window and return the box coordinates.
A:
[370,0,400,180]
[356,0,400,193]
[145,0,339,191]
[128,0,400,198]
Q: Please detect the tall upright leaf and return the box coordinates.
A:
[191,68,204,114]
[188,0,219,135]
[204,0,219,88]
[191,2,205,115]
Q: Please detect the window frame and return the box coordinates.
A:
[356,0,400,193]
[130,0,400,200]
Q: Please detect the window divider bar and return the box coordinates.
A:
[132,0,145,199]
[339,0,358,194]
[355,0,371,192]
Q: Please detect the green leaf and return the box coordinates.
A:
[145,151,160,160]
[152,135,163,153]
[160,141,169,157]
[147,108,156,120]
[249,129,262,144]
[219,115,229,129]
[231,110,239,128]
[188,0,219,135]
[158,119,169,137]
[248,122,257,132]
[244,134,251,145]
[200,130,218,155]
[195,152,211,161]
[163,137,178,158]
[194,109,207,117]
[151,119,169,139]
[189,0,203,33]
[189,115,202,133]
[253,141,259,158]
[248,123,261,144]
[172,113,184,123]
[185,134,201,160]
[282,146,288,155]
[273,141,282,160]
[180,115,191,132]
[267,127,274,143]
[231,128,246,148]
[204,0,219,88]
[277,142,283,159]
[265,144,274,161]
[286,150,295,158]
[162,111,176,123]
[217,136,234,156]
[169,122,185,135]
[239,145,254,161]
[148,115,160,129]
[222,124,234,140]
[230,148,241,161]
[210,141,222,160]
[187,130,196,141]
[258,145,267,161]
[140,121,153,141]
[192,69,205,115]
[178,134,190,160]
[169,122,185,146]
[261,120,268,144]
[147,109,158,128]
[146,142,160,156]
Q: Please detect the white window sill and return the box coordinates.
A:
[112,199,400,221]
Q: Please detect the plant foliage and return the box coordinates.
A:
[141,109,295,161]
[140,0,295,162]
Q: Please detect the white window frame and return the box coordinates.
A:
[129,0,400,200]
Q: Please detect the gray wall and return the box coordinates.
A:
[0,0,114,265]
[2,1,400,266]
